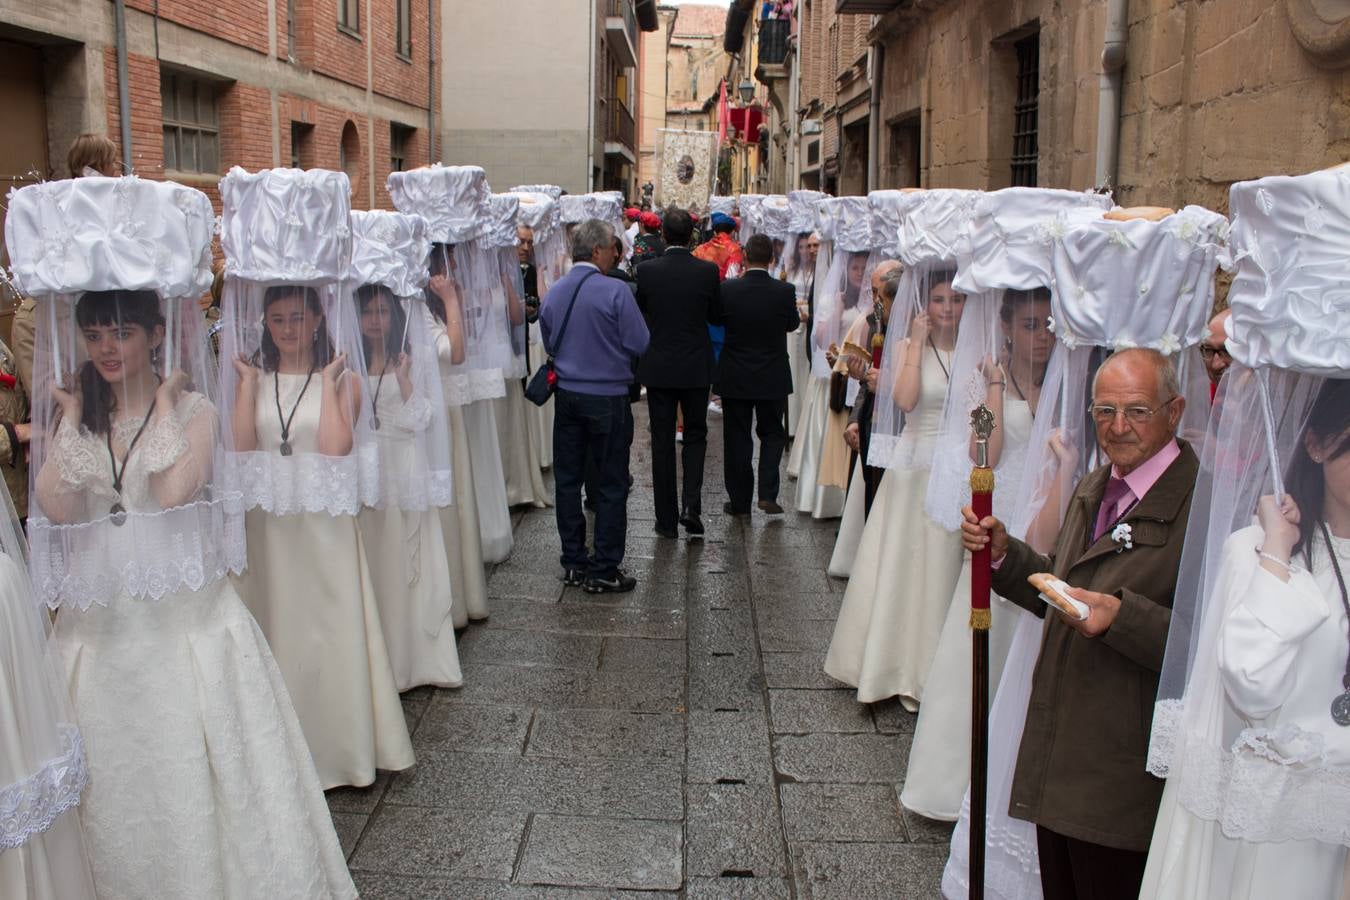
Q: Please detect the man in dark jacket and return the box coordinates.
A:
[714,234,799,516]
[961,348,1197,900]
[635,207,721,538]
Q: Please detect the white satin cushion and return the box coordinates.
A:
[559,193,623,227]
[388,164,491,245]
[760,195,791,238]
[1227,168,1350,375]
[486,195,521,249]
[832,196,875,253]
[509,183,563,200]
[899,189,981,268]
[220,166,352,284]
[7,175,214,297]
[1050,205,1229,352]
[813,197,842,242]
[508,192,559,239]
[739,194,766,232]
[708,195,736,216]
[788,190,828,234]
[349,211,429,297]
[868,190,914,256]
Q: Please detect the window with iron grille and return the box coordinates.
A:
[806,139,819,168]
[390,124,414,173]
[338,0,359,36]
[1010,33,1039,187]
[396,0,412,58]
[161,71,220,174]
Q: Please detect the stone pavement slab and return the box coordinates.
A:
[515,815,683,890]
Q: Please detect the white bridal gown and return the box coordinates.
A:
[464,398,515,563]
[824,348,964,706]
[901,396,1033,820]
[235,374,415,790]
[827,456,868,578]
[525,324,554,468]
[44,392,356,898]
[357,374,463,691]
[494,377,551,508]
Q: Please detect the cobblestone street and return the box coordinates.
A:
[328,405,953,898]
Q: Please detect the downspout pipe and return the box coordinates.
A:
[114,0,133,172]
[867,42,883,192]
[427,0,436,161]
[1095,0,1128,191]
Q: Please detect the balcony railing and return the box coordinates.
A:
[758,17,790,67]
[608,98,636,151]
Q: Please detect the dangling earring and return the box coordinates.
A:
[1004,336,1013,352]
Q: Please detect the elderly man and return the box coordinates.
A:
[540,219,650,594]
[1199,307,1231,400]
[843,260,902,515]
[961,348,1198,900]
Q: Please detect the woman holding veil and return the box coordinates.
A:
[220,166,414,791]
[9,174,354,896]
[1142,167,1350,900]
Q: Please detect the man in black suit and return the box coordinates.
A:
[635,207,721,538]
[715,234,801,516]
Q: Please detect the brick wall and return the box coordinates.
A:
[104,50,165,178]
[129,0,270,56]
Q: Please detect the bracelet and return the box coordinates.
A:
[989,381,1006,387]
[1255,548,1301,574]
[904,361,921,368]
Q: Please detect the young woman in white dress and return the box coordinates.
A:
[783,231,815,439]
[35,288,355,897]
[902,287,1054,821]
[824,267,968,707]
[354,277,462,690]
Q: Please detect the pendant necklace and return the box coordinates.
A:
[927,335,951,382]
[1320,522,1350,727]
[105,395,158,525]
[274,366,316,457]
[369,359,390,431]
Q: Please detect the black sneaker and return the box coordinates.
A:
[584,571,638,594]
[679,511,705,537]
[562,568,586,587]
[654,523,678,539]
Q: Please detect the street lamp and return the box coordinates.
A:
[738,80,755,105]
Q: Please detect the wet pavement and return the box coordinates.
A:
[329,402,953,898]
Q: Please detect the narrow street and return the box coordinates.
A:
[329,404,953,897]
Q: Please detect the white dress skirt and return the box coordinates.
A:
[824,349,963,707]
[827,456,868,578]
[525,324,553,469]
[902,397,1034,821]
[234,373,414,790]
[789,377,845,518]
[45,391,356,898]
[463,399,514,563]
[357,376,463,691]
[493,377,551,509]
[442,403,490,624]
[786,325,807,439]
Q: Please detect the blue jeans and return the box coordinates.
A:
[553,389,633,577]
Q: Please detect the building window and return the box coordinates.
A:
[390,123,413,172]
[396,0,412,58]
[291,121,313,169]
[161,71,219,174]
[338,0,359,36]
[806,139,820,168]
[286,0,296,59]
[1010,33,1039,187]
[339,120,362,193]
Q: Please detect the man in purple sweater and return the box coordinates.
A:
[540,218,651,593]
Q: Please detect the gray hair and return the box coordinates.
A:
[1093,347,1181,402]
[570,219,616,262]
[878,263,903,301]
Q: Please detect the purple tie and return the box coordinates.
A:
[1093,476,1131,542]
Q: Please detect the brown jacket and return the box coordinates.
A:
[992,442,1198,851]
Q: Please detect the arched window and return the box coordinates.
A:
[339,120,362,195]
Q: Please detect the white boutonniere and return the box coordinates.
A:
[1111,522,1134,551]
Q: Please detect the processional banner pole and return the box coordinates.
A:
[968,403,996,900]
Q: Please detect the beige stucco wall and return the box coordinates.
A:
[873,0,1350,209]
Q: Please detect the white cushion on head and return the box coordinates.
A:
[6,174,215,297]
[348,210,430,297]
[813,197,842,242]
[759,195,791,238]
[788,190,828,233]
[832,197,874,252]
[559,193,622,226]
[485,194,521,248]
[507,192,559,237]
[868,190,913,255]
[509,184,563,200]
[898,189,981,268]
[387,164,492,245]
[220,166,352,284]
[1050,205,1229,352]
[1226,168,1350,375]
[709,195,736,216]
[954,187,1114,293]
[738,194,765,231]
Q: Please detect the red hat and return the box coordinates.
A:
[639,211,661,229]
[625,207,641,221]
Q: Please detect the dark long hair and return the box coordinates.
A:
[259,285,334,372]
[355,283,409,368]
[74,289,165,436]
[842,251,869,308]
[1001,286,1052,387]
[423,243,452,325]
[1286,378,1350,564]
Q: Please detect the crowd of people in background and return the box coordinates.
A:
[2,136,1348,900]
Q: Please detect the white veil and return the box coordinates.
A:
[737,194,765,244]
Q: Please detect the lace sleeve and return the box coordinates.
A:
[146,395,214,510]
[52,418,103,490]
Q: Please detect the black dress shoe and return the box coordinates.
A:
[584,570,638,594]
[757,499,784,515]
[562,567,586,586]
[654,523,678,539]
[679,511,705,536]
[722,501,751,517]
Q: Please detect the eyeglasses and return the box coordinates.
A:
[1198,345,1231,362]
[1089,396,1177,424]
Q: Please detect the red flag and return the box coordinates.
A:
[717,79,729,147]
